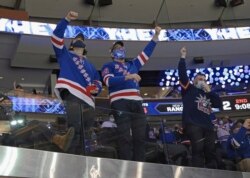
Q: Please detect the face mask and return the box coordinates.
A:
[74,48,84,56]
[219,120,223,125]
[112,48,126,59]
[72,40,86,48]
[195,80,205,89]
[109,117,115,122]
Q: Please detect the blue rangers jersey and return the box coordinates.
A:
[51,18,102,108]
[101,40,157,103]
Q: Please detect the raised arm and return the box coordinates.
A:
[51,11,78,57]
[133,26,161,70]
[178,47,190,90]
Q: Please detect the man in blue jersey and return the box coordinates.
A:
[51,11,102,154]
[227,119,250,159]
[178,47,222,168]
[101,27,161,161]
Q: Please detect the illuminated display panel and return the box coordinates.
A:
[4,95,250,115]
[9,96,65,114]
[1,18,250,41]
[160,65,250,89]
[143,95,250,116]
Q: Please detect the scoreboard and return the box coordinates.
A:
[143,94,250,116]
[221,95,250,111]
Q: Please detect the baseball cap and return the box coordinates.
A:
[110,41,124,52]
[74,33,85,41]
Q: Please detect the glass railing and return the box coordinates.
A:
[0,88,171,164]
[2,87,247,171]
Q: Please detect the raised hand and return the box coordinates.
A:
[180,47,187,59]
[152,26,162,41]
[154,26,162,36]
[66,11,78,21]
[202,82,211,93]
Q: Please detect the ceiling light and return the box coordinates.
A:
[0,76,3,79]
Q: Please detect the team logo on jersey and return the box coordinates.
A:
[78,65,83,70]
[80,69,86,74]
[86,77,91,82]
[115,64,119,69]
[102,68,109,76]
[195,94,212,115]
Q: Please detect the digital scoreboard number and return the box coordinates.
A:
[222,96,250,111]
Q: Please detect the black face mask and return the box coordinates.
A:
[72,40,86,48]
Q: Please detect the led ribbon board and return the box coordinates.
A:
[1,18,250,41]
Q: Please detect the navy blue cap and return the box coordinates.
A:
[74,33,85,41]
[111,41,124,52]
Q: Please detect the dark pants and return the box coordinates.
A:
[185,123,217,168]
[164,143,189,166]
[111,99,146,161]
[61,91,94,155]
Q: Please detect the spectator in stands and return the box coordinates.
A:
[101,113,117,128]
[32,88,37,95]
[227,118,250,171]
[227,119,250,159]
[51,11,102,154]
[178,47,222,168]
[13,81,25,96]
[213,114,234,169]
[101,26,161,161]
[222,115,233,130]
[215,116,231,151]
[2,119,75,152]
[160,126,176,144]
[173,124,184,142]
[98,114,118,149]
[0,93,13,121]
[13,81,24,91]
[146,123,157,143]
[160,125,189,166]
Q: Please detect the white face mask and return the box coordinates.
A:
[195,80,205,89]
[219,120,223,125]
[109,116,115,122]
